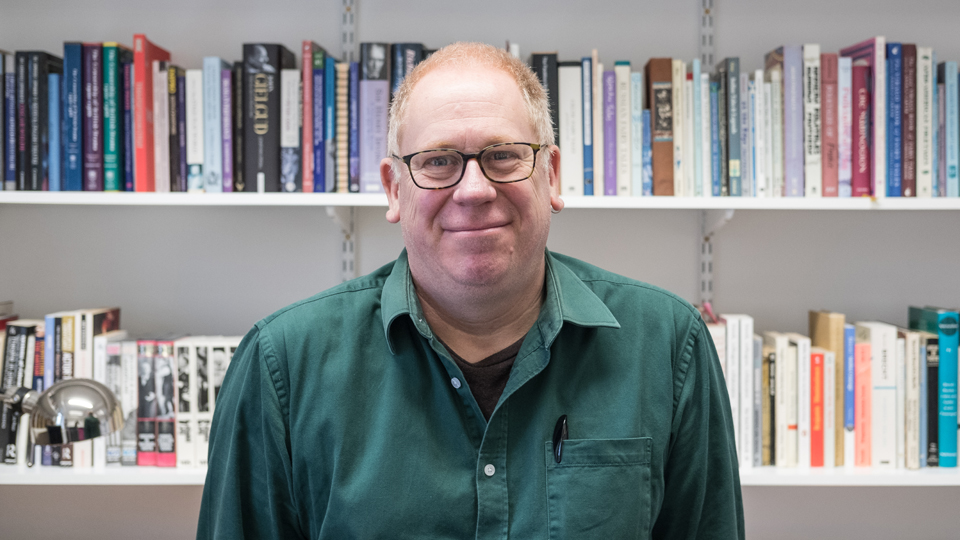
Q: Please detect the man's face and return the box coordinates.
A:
[382,65,562,296]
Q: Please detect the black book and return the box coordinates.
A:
[242,43,295,192]
[712,61,729,196]
[29,52,63,191]
[925,335,939,466]
[176,69,187,192]
[390,43,424,95]
[232,60,244,192]
[530,53,559,146]
[168,65,184,192]
[14,52,27,190]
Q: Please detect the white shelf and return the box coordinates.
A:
[739,466,960,487]
[0,465,207,486]
[2,191,960,210]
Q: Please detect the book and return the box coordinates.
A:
[14,52,27,190]
[909,306,959,466]
[710,81,721,196]
[895,335,906,469]
[152,59,170,192]
[614,61,631,196]
[82,43,104,191]
[779,46,803,197]
[174,337,197,468]
[154,337,178,467]
[937,62,958,197]
[302,41,323,194]
[195,339,211,466]
[740,73,751,197]
[280,68,301,192]
[821,53,839,197]
[25,52,63,191]
[713,60,728,195]
[359,43,389,193]
[242,43,296,193]
[809,310,847,466]
[530,52,559,148]
[120,339,139,465]
[348,61,359,192]
[136,339,158,466]
[840,37,887,198]
[603,69,616,196]
[921,331,939,466]
[916,48,934,197]
[2,320,42,463]
[62,43,83,191]
[901,44,917,197]
[899,328,922,469]
[766,65,784,196]
[168,65,185,192]
[123,61,134,191]
[720,314,740,452]
[823,347,836,468]
[691,60,703,197]
[132,34,171,192]
[310,49,325,192]
[185,69,204,191]
[886,43,903,197]
[390,43,424,96]
[631,71,645,196]
[103,43,132,192]
[753,334,763,467]
[93,329,127,467]
[701,72,712,197]
[73,307,121,468]
[810,347,826,467]
[752,71,768,197]
[645,58,673,196]
[784,339,799,466]
[856,321,898,468]
[592,51,603,198]
[558,61,583,196]
[854,329,871,466]
[3,53,15,191]
[786,332,811,468]
[686,73,696,196]
[718,57,741,195]
[761,343,775,465]
[672,59,685,196]
[335,61,349,193]
[203,57,230,193]
[641,109,652,195]
[59,312,77,466]
[232,61,245,192]
[838,57,853,197]
[324,54,337,193]
[581,56,594,195]
[220,68,233,193]
[48,73,60,191]
[843,324,856,467]
[851,64,872,196]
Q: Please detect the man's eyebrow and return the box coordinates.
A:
[416,137,515,151]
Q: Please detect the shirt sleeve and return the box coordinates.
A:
[196,326,306,540]
[652,316,745,540]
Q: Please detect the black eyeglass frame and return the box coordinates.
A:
[392,142,543,190]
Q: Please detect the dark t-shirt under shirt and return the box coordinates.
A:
[441,336,524,420]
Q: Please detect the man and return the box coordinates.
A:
[198,42,743,539]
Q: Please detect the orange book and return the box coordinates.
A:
[810,349,825,467]
[854,341,872,466]
[133,34,171,192]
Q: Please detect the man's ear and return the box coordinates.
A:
[381,157,401,223]
[547,145,564,213]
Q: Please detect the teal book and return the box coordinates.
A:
[909,306,959,467]
[102,43,132,191]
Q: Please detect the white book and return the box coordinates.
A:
[916,47,934,197]
[786,333,811,468]
[194,338,213,467]
[16,331,36,466]
[870,37,888,199]
[856,321,898,468]
[700,73,712,197]
[672,59,685,196]
[838,57,853,197]
[802,44,822,197]
[763,82,774,198]
[720,315,740,454]
[683,77,694,198]
[895,336,906,469]
[784,342,799,467]
[185,69,205,192]
[735,315,754,468]
[558,62,584,197]
[754,70,768,197]
[823,349,836,467]
[203,57,229,193]
[592,52,604,197]
[93,329,128,468]
[769,69,784,196]
[691,59,702,197]
[630,72,644,197]
[280,68,301,193]
[175,336,198,468]
[152,60,170,193]
[119,339,139,465]
[753,334,763,467]
[764,332,790,467]
[615,62,632,196]
[900,329,922,469]
[740,73,752,197]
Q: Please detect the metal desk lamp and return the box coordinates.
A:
[1,379,123,467]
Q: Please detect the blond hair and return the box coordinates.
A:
[387,42,554,173]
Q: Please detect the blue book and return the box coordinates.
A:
[348,61,359,192]
[843,324,855,458]
[5,70,15,190]
[630,72,643,196]
[938,62,958,197]
[203,57,229,193]
[710,81,721,196]
[937,310,959,466]
[324,55,336,192]
[312,55,324,192]
[581,57,594,195]
[641,109,652,196]
[62,42,83,191]
[886,45,902,197]
[48,73,60,191]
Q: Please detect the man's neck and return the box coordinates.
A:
[415,272,545,364]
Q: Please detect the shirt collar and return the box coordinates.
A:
[381,249,620,355]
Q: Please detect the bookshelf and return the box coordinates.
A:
[2,0,960,539]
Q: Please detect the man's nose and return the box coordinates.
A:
[453,158,497,203]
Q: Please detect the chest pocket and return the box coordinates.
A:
[544,437,653,540]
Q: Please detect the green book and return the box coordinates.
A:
[102,42,132,191]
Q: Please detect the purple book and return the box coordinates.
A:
[221,69,233,192]
[82,43,103,191]
[783,45,804,197]
[603,70,617,196]
[123,62,134,191]
[359,43,389,193]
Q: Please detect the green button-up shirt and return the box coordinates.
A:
[197,250,744,540]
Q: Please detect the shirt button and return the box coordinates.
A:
[451,377,462,389]
[484,464,496,477]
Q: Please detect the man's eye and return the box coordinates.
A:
[490,151,518,161]
[426,156,453,167]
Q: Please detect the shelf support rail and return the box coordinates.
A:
[341,0,357,62]
[326,206,356,282]
[699,208,734,305]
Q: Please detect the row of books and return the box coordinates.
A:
[0,305,240,469]
[544,37,958,198]
[0,36,431,194]
[706,306,959,469]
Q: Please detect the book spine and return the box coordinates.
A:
[770,70,784,196]
[335,62,349,193]
[753,335,763,466]
[796,339,811,468]
[312,51,324,192]
[203,58,223,193]
[185,69,204,191]
[648,59,674,196]
[752,75,767,197]
[824,350,836,467]
[837,57,853,196]
[855,340,871,465]
[123,62,134,191]
[726,58,741,195]
[783,46,804,196]
[348,62,359,192]
[48,73,60,191]
[177,71,187,192]
[715,66,728,196]
[1,327,22,461]
[738,318,754,468]
[701,73,712,197]
[811,350,825,466]
[280,68,301,192]
[581,57,594,195]
[302,42,314,194]
[762,81,773,197]
[710,82,721,196]
[938,80,945,197]
[944,63,959,197]
[740,74,751,196]
[559,63,584,197]
[906,333,921,469]
[887,45,903,197]
[851,65,872,196]
[641,109,652,196]
[916,48,934,197]
[932,52,939,195]
[60,314,75,466]
[4,71,14,190]
[615,62,631,196]
[630,71,643,197]
[821,54,839,196]
[120,340,138,465]
[672,60,684,196]
[243,45,287,193]
[531,53,559,148]
[844,324,856,467]
[168,67,181,192]
[62,45,82,191]
[102,45,121,191]
[136,340,157,466]
[104,341,123,464]
[938,312,959,466]
[692,60,703,196]
[802,45,822,197]
[896,337,906,469]
[926,337,940,465]
[603,70,616,196]
[920,336,928,467]
[686,75,697,196]
[359,44,389,194]
[195,342,210,466]
[155,340,176,467]
[324,57,336,193]
[152,60,170,192]
[82,45,103,191]
[15,53,27,190]
[221,69,233,192]
[901,45,917,197]
[232,61,244,192]
[871,326,896,468]
[27,54,48,190]
[175,342,195,467]
[724,317,740,454]
[593,55,603,197]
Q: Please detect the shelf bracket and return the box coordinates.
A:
[699,208,734,305]
[326,206,356,282]
[340,0,357,62]
[700,0,716,68]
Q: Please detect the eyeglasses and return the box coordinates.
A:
[393,142,542,190]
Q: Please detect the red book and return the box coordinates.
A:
[851,64,872,197]
[132,34,170,192]
[854,341,872,466]
[901,44,917,197]
[820,54,839,196]
[301,41,321,194]
[810,349,825,467]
